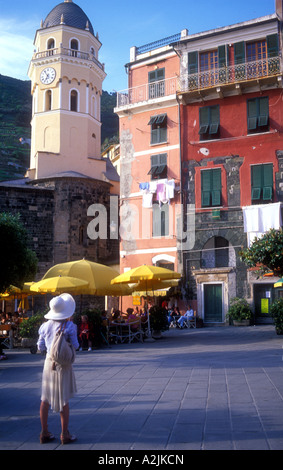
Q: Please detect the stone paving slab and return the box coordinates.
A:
[1,325,283,451]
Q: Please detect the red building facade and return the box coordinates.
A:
[115,2,283,321]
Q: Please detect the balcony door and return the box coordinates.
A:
[200,50,219,87]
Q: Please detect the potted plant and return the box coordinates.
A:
[19,312,45,352]
[270,298,283,335]
[149,305,168,339]
[226,297,253,326]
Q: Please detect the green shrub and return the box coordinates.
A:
[19,313,45,339]
[270,299,283,334]
[226,297,253,322]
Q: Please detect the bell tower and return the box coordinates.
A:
[27,0,106,180]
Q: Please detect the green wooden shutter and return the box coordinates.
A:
[201,170,212,207]
[251,165,262,201]
[199,107,209,134]
[212,169,221,206]
[267,34,279,58]
[258,97,269,127]
[234,41,245,64]
[188,51,198,74]
[247,99,258,130]
[148,71,156,83]
[218,45,227,83]
[218,45,226,68]
[156,68,165,81]
[262,164,273,200]
[209,106,220,135]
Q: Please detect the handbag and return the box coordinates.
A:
[49,321,75,370]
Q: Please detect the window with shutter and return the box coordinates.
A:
[199,105,220,140]
[152,202,169,237]
[251,164,273,204]
[234,41,245,80]
[247,97,269,134]
[201,168,222,208]
[148,154,167,180]
[149,114,167,144]
[148,68,165,99]
[267,34,279,58]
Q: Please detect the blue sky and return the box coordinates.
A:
[0,0,275,92]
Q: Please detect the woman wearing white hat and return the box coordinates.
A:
[37,293,79,445]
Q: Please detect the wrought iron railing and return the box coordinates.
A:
[116,76,178,108]
[178,56,281,93]
[116,56,281,109]
[33,47,105,70]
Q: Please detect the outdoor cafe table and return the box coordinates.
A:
[107,320,142,344]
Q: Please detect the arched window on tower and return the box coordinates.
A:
[70,89,78,112]
[47,38,55,56]
[70,39,79,57]
[45,89,52,111]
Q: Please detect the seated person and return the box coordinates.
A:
[112,310,122,322]
[78,315,93,351]
[178,306,194,328]
[126,308,139,331]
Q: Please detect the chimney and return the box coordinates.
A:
[276,0,283,20]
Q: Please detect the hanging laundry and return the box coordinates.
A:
[156,183,169,206]
[139,182,149,191]
[142,191,153,208]
[242,202,282,246]
[149,180,157,193]
[166,180,175,199]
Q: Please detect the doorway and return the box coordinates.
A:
[204,284,223,322]
[253,283,274,322]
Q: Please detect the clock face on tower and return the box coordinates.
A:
[40,67,56,85]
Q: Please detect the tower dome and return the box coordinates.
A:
[43,0,95,36]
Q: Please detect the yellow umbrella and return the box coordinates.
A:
[111,265,181,285]
[274,278,283,288]
[42,259,131,296]
[111,266,181,340]
[30,276,89,294]
[0,285,21,299]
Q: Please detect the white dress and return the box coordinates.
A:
[37,320,79,413]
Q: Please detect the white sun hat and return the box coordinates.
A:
[44,293,76,320]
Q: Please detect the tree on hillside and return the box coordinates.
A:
[0,213,38,293]
[240,228,283,277]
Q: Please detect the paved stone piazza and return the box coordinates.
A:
[1,325,283,452]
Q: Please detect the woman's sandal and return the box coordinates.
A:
[39,431,55,444]
[60,430,77,445]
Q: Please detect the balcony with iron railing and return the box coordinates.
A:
[116,55,282,110]
[33,47,105,71]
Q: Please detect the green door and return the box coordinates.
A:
[204,284,223,322]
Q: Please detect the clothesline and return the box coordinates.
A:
[139,179,176,208]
